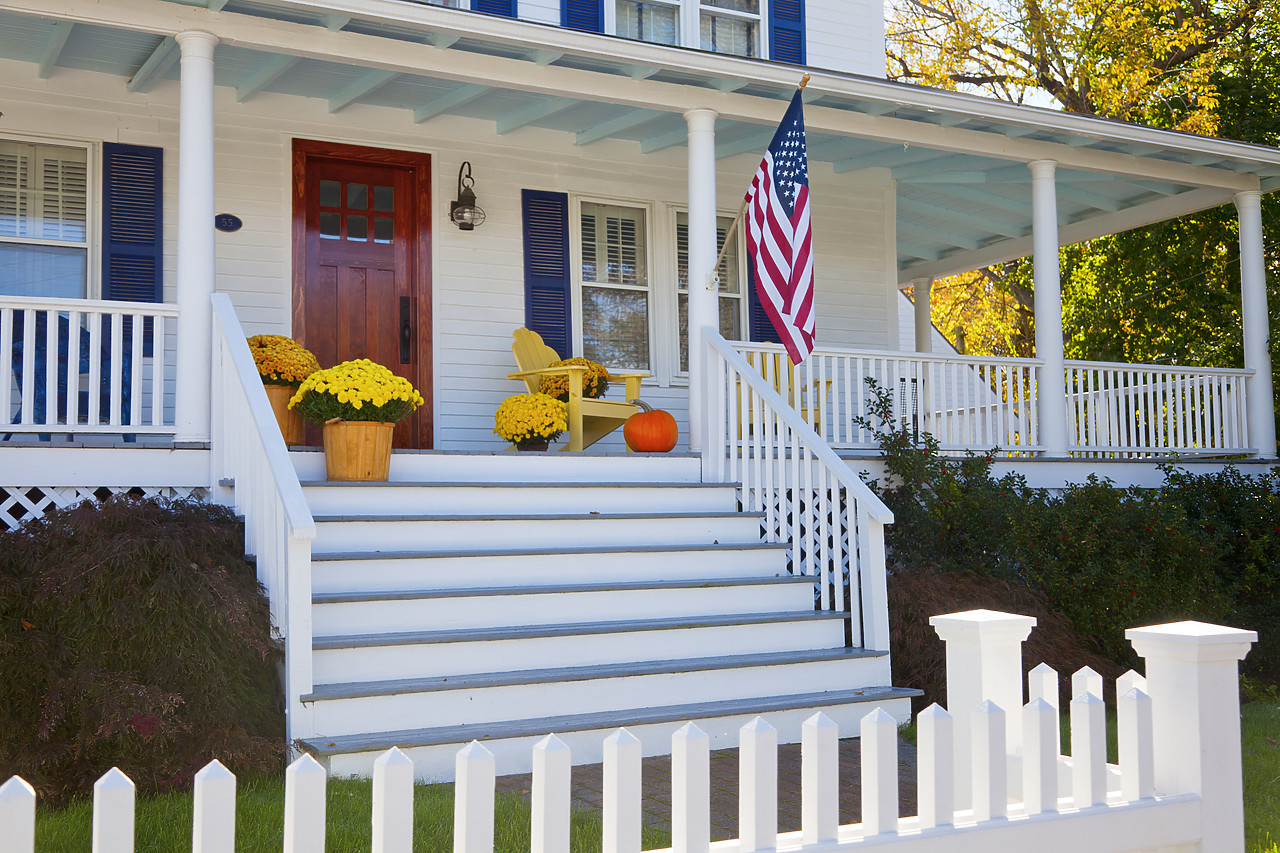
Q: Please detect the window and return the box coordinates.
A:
[607,0,763,57]
[700,0,759,57]
[577,201,651,370]
[676,211,745,373]
[0,140,90,298]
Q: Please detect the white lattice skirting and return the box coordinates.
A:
[0,486,209,531]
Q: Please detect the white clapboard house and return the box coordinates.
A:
[0,0,1276,778]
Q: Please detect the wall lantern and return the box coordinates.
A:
[450,161,486,230]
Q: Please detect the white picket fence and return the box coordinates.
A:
[1,610,1255,853]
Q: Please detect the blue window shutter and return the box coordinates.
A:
[102,142,163,354]
[561,0,603,31]
[769,0,805,64]
[473,0,515,15]
[522,189,572,358]
[747,260,781,343]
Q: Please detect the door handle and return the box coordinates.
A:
[400,296,412,364]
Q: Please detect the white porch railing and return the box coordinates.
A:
[210,293,316,745]
[1,295,179,436]
[2,611,1253,853]
[703,332,894,650]
[733,342,1043,454]
[1066,359,1253,457]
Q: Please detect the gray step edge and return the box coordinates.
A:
[310,542,787,562]
[302,647,887,702]
[313,610,849,650]
[300,480,734,490]
[312,574,810,604]
[298,686,922,756]
[312,511,765,523]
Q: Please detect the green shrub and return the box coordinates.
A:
[0,496,286,804]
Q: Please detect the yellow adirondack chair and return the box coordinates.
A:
[508,328,647,452]
[742,350,827,433]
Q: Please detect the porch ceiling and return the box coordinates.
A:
[3,0,1279,283]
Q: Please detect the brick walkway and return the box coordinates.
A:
[495,737,919,842]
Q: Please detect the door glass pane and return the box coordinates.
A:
[347,183,368,210]
[0,244,86,298]
[616,0,678,44]
[347,215,368,241]
[583,286,649,370]
[319,180,341,208]
[373,217,394,243]
[701,12,757,56]
[319,212,340,239]
[373,185,394,212]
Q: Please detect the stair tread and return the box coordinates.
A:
[313,610,848,649]
[310,542,787,562]
[299,685,921,755]
[303,647,885,702]
[312,511,764,522]
[313,575,808,604]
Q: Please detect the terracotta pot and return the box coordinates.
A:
[264,384,304,446]
[516,440,550,452]
[322,418,395,481]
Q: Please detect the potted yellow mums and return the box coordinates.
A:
[289,359,424,480]
[246,335,320,445]
[493,393,568,451]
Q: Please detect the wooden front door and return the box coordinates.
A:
[292,140,432,448]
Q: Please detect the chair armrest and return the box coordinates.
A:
[610,372,647,401]
[508,366,589,380]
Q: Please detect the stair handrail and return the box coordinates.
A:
[702,330,893,651]
[209,293,316,743]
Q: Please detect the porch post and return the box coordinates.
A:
[684,108,718,453]
[1234,190,1277,458]
[174,30,219,445]
[912,277,933,353]
[1029,160,1068,457]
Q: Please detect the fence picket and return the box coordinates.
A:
[1071,693,1107,808]
[916,704,953,830]
[603,729,642,853]
[801,713,839,844]
[192,760,236,853]
[1027,663,1059,712]
[672,723,710,853]
[532,735,571,853]
[1116,669,1146,697]
[454,741,496,853]
[0,777,36,853]
[739,717,778,853]
[92,768,135,853]
[1118,688,1155,803]
[1023,698,1058,815]
[283,754,326,853]
[860,708,898,837]
[971,701,1006,822]
[372,747,414,853]
[1072,666,1103,701]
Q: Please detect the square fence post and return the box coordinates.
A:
[1127,621,1255,853]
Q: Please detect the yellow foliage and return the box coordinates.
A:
[493,393,568,448]
[246,335,320,386]
[539,358,611,402]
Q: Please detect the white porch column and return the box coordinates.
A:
[1235,190,1277,458]
[684,108,718,453]
[912,277,933,353]
[174,30,219,445]
[1030,160,1068,457]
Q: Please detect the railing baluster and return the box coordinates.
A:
[20,309,36,425]
[1023,698,1059,815]
[1071,692,1107,808]
[86,312,102,427]
[65,311,81,427]
[917,704,953,830]
[130,314,144,429]
[109,312,123,426]
[0,309,12,428]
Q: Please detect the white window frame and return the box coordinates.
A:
[0,132,100,300]
[570,194,658,376]
[670,205,749,382]
[606,0,768,59]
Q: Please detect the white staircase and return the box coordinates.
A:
[289,450,915,780]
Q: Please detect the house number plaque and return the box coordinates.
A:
[215,213,243,233]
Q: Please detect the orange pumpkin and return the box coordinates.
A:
[623,400,679,452]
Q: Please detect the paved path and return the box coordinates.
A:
[495,737,919,842]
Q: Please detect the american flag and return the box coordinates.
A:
[744,89,814,364]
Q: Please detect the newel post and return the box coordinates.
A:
[1126,621,1255,853]
[930,609,1035,810]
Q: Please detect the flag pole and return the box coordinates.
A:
[706,74,811,290]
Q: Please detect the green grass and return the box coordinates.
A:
[1244,701,1280,853]
[34,775,672,853]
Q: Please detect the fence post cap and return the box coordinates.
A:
[929,609,1036,642]
[1126,621,1257,662]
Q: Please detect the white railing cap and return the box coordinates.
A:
[0,294,181,316]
